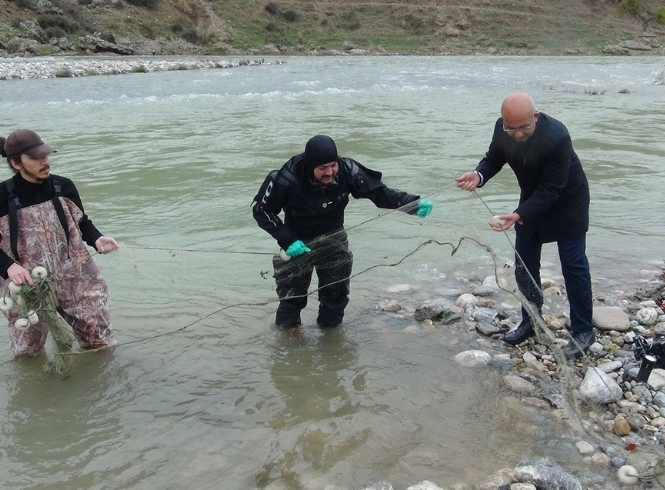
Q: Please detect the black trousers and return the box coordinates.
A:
[273,232,353,328]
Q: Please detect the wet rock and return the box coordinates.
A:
[543,287,562,296]
[575,440,595,454]
[590,452,611,466]
[501,374,537,395]
[593,306,630,332]
[472,285,496,297]
[523,352,547,372]
[632,384,652,403]
[636,307,659,326]
[544,314,564,331]
[626,413,647,430]
[653,391,665,409]
[360,482,394,490]
[379,299,401,312]
[476,320,502,336]
[579,367,622,404]
[414,298,452,321]
[453,349,491,367]
[482,274,508,289]
[472,307,498,324]
[475,473,512,489]
[647,369,665,390]
[385,284,414,293]
[614,415,631,436]
[513,457,582,490]
[455,293,479,308]
[597,360,623,373]
[406,481,443,490]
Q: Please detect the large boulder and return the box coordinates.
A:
[513,457,582,490]
[18,20,47,43]
[77,35,135,55]
[592,306,630,331]
[579,367,623,404]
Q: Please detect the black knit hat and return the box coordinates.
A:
[304,135,337,173]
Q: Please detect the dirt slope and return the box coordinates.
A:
[0,0,663,55]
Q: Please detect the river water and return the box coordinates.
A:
[0,55,664,489]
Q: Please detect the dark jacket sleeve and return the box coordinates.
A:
[346,159,420,213]
[252,171,298,250]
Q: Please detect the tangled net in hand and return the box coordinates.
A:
[2,266,76,374]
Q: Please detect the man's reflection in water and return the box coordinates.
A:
[256,326,371,489]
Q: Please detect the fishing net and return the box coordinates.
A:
[7,270,76,374]
[50,187,665,487]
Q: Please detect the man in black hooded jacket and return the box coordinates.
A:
[253,135,432,329]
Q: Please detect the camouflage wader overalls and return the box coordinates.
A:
[0,191,113,356]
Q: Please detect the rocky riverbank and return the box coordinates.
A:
[0,57,273,80]
[365,265,665,489]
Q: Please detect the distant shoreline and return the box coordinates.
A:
[2,52,664,81]
[0,57,271,81]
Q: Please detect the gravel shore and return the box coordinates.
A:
[0,57,270,80]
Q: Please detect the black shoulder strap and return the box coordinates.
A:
[51,179,70,247]
[4,178,71,262]
[5,179,21,261]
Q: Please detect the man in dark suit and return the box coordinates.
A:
[455,93,594,358]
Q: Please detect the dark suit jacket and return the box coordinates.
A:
[475,113,589,243]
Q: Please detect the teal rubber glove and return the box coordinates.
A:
[416,199,433,217]
[285,240,311,257]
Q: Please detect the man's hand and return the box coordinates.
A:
[285,240,311,257]
[95,236,120,254]
[7,263,33,286]
[455,172,480,192]
[489,213,521,231]
[416,199,433,217]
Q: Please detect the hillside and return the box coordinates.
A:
[1,0,664,56]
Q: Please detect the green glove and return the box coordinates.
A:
[416,199,433,217]
[285,240,311,257]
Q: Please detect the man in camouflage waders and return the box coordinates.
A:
[0,129,119,356]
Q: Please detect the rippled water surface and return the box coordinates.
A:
[0,56,664,489]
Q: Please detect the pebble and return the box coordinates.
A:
[373,268,665,489]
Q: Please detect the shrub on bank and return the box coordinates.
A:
[265,2,280,15]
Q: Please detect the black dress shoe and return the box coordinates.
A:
[563,330,595,358]
[503,322,535,345]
